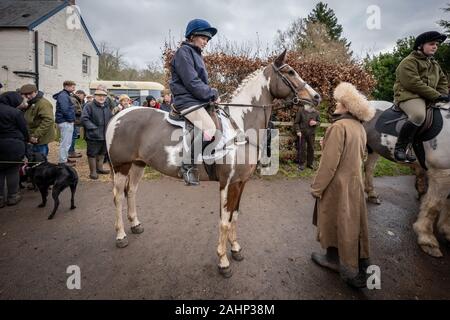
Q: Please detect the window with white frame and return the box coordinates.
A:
[82,54,90,74]
[44,42,56,67]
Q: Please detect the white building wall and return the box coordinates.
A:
[36,8,99,104]
[0,6,99,105]
[0,29,34,92]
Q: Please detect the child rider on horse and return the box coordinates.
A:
[169,19,219,186]
[393,31,449,162]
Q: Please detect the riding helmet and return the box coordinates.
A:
[185,19,217,40]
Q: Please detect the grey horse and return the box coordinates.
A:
[105,50,321,277]
[363,100,450,257]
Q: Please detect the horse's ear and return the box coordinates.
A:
[274,49,287,68]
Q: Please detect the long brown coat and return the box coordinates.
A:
[311,113,369,269]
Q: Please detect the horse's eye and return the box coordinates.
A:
[288,70,295,76]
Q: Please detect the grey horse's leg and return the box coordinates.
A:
[413,164,427,199]
[413,169,450,257]
[364,151,381,204]
[437,198,450,243]
[126,162,145,234]
[113,170,129,248]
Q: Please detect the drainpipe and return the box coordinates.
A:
[34,30,39,90]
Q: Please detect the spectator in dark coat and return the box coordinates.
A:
[81,89,113,180]
[294,105,320,171]
[68,89,86,159]
[0,92,29,207]
[160,93,172,112]
[53,80,76,166]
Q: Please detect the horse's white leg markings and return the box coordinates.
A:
[228,210,241,252]
[413,169,450,257]
[126,163,145,227]
[113,172,128,240]
[217,152,236,268]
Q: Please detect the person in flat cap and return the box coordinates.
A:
[20,84,55,157]
[53,80,77,166]
[311,82,376,289]
[81,89,112,179]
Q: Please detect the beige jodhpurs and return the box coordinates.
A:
[398,98,427,126]
[184,108,217,140]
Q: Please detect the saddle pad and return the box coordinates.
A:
[375,105,443,142]
[165,110,237,162]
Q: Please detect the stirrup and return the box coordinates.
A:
[234,131,247,145]
[182,165,199,186]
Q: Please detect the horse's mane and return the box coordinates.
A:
[231,67,266,99]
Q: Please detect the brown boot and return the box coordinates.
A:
[96,155,110,174]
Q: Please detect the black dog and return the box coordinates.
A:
[28,160,78,220]
[20,151,47,190]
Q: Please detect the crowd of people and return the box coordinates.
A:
[0,80,173,206]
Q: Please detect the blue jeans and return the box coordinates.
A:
[31,144,49,157]
[57,122,74,163]
[69,126,80,153]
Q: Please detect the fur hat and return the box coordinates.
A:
[119,94,130,102]
[333,82,375,122]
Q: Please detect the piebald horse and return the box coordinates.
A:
[363,100,450,258]
[105,50,321,277]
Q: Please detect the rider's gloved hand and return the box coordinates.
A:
[435,94,450,103]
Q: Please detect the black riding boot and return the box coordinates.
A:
[181,128,201,186]
[394,121,420,162]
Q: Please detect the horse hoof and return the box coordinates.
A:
[368,197,381,205]
[231,250,244,261]
[131,224,144,234]
[420,244,443,258]
[218,266,233,278]
[116,237,129,248]
[70,205,76,210]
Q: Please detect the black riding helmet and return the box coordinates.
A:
[413,31,447,50]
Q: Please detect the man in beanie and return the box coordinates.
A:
[81,89,112,179]
[20,84,55,156]
[310,82,375,289]
[68,89,86,158]
[53,80,76,166]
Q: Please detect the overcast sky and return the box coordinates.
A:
[76,0,449,69]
